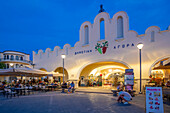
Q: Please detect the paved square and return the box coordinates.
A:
[0,92,169,113]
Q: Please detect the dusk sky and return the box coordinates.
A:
[0,0,170,60]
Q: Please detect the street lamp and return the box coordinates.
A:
[137,43,144,94]
[10,63,15,72]
[61,54,66,83]
[9,63,15,82]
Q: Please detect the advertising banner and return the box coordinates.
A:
[145,87,164,113]
[124,69,134,85]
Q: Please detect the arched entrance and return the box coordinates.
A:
[149,57,170,85]
[54,67,68,83]
[78,61,130,88]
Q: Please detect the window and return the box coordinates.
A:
[7,64,9,69]
[16,56,19,60]
[40,53,42,59]
[66,47,68,55]
[47,51,49,58]
[56,49,58,56]
[20,56,23,61]
[151,31,155,42]
[84,25,89,44]
[16,64,19,68]
[100,18,105,40]
[4,55,6,60]
[7,55,9,59]
[117,16,123,38]
[10,55,14,60]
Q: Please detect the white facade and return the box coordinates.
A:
[33,11,170,91]
[0,50,32,81]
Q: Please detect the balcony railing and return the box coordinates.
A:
[0,58,32,64]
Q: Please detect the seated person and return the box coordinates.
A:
[117,90,132,104]
[166,81,170,87]
[61,81,67,88]
[70,81,75,93]
[67,85,72,94]
[0,84,5,90]
[51,82,54,85]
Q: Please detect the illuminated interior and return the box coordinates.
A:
[79,61,129,87]
[150,57,170,84]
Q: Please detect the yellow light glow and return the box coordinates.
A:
[89,69,97,75]
[10,63,14,66]
[108,69,112,72]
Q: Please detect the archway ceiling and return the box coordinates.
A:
[80,61,128,77]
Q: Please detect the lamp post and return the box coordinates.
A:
[10,63,14,82]
[10,63,14,72]
[137,43,144,94]
[31,64,35,80]
[61,54,66,83]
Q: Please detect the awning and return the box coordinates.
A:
[0,67,65,77]
[0,67,50,77]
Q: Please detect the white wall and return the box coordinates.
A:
[33,11,170,84]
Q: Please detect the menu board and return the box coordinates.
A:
[124,69,134,85]
[145,87,164,113]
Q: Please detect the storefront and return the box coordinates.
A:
[149,57,170,86]
[33,11,170,92]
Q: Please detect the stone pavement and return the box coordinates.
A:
[0,90,169,113]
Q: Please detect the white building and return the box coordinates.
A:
[33,11,170,92]
[0,50,32,81]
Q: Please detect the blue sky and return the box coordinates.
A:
[0,0,170,59]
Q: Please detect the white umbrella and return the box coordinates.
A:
[0,67,50,77]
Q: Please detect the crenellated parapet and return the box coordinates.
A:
[33,11,170,60]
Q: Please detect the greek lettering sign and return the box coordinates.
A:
[146,87,164,113]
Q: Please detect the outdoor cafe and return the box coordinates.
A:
[0,67,63,98]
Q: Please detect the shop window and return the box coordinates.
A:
[84,25,89,45]
[117,16,123,38]
[16,56,19,60]
[100,18,105,40]
[151,31,155,42]
[10,55,14,60]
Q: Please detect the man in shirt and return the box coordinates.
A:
[117,91,132,104]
